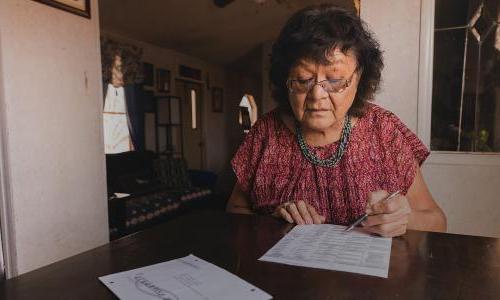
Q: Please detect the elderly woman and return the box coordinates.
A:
[227,4,446,237]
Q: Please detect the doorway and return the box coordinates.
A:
[0,37,7,279]
[175,80,204,169]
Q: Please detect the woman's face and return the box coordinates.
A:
[287,49,360,131]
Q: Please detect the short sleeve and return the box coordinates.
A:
[376,109,430,194]
[231,116,269,194]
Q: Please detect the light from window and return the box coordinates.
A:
[432,0,499,152]
[191,89,197,130]
[103,84,132,154]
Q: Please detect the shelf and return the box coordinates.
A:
[155,95,183,158]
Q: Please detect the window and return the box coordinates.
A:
[191,89,197,130]
[103,84,132,154]
[431,0,499,152]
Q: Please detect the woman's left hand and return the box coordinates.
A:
[362,190,412,237]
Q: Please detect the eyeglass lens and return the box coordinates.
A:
[289,79,347,93]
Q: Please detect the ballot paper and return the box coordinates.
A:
[259,224,392,278]
[99,254,272,300]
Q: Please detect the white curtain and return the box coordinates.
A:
[103,84,132,154]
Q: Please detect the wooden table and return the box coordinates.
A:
[1,210,499,299]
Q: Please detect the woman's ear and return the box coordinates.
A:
[356,65,363,76]
[355,67,363,83]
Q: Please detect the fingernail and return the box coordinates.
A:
[361,221,366,226]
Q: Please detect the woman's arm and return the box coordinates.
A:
[363,163,447,237]
[405,165,447,232]
[226,183,254,214]
[226,183,326,224]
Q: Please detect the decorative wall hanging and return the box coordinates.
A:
[142,62,154,87]
[156,68,171,93]
[179,65,202,81]
[212,87,223,113]
[33,0,91,18]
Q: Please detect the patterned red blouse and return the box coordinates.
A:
[231,103,429,225]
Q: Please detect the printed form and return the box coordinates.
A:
[259,225,392,278]
[99,254,272,300]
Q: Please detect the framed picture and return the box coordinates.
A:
[156,68,171,94]
[142,62,154,87]
[32,0,91,18]
[142,89,155,113]
[212,87,223,113]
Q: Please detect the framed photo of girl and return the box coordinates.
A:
[32,0,91,19]
[156,68,171,94]
[212,87,223,113]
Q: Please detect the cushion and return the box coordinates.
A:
[110,171,158,194]
[106,151,159,194]
[106,151,157,178]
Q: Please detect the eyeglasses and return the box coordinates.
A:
[286,70,356,94]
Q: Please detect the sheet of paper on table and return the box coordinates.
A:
[99,254,272,300]
[259,224,392,278]
[113,193,130,198]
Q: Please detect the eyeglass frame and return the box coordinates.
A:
[286,69,357,94]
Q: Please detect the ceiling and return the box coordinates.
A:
[99,0,355,66]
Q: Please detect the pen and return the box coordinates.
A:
[344,190,401,232]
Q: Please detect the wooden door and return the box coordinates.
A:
[175,80,204,169]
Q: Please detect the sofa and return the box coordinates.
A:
[106,151,215,240]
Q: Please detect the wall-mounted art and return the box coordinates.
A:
[142,62,154,87]
[156,68,171,94]
[33,0,91,18]
[212,87,223,113]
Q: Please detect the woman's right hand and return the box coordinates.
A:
[273,200,326,225]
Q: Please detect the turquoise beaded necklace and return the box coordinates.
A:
[295,115,352,167]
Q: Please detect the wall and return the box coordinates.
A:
[261,41,277,114]
[0,25,8,277]
[220,66,263,204]
[362,0,500,238]
[361,0,420,131]
[422,161,500,238]
[0,0,108,276]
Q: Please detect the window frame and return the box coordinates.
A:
[418,0,500,166]
[190,89,197,130]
